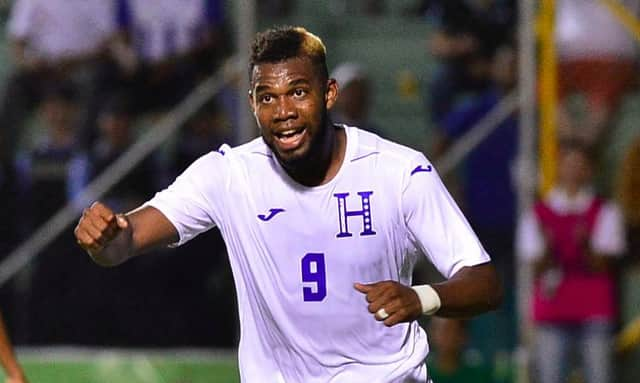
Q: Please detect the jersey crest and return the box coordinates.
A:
[333,191,376,238]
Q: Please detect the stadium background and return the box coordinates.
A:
[0,0,639,382]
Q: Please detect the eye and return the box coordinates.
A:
[293,88,307,98]
[260,94,273,104]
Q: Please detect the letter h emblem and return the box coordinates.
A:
[333,191,376,238]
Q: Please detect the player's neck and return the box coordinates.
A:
[287,124,346,187]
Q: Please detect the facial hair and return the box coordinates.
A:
[265,108,332,176]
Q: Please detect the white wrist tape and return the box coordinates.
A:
[411,285,441,315]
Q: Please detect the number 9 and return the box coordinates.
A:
[301,253,326,302]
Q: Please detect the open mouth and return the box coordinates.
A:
[274,127,307,151]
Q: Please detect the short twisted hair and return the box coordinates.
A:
[249,26,328,83]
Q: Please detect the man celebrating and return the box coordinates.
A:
[75,26,501,382]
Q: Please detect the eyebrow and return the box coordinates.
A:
[289,79,311,87]
[254,85,271,94]
[254,78,312,95]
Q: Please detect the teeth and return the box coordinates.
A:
[278,128,301,138]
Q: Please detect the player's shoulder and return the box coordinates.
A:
[206,136,270,162]
[347,125,428,170]
[179,137,269,172]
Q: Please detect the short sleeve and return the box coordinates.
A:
[401,153,491,279]
[515,209,545,260]
[7,0,35,40]
[144,148,230,246]
[591,202,626,256]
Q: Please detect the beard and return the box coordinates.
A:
[264,109,331,174]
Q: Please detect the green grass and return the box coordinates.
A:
[1,351,240,383]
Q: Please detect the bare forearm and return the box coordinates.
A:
[76,204,178,267]
[430,263,503,317]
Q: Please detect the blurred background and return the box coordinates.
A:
[0,0,639,382]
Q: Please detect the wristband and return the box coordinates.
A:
[411,284,441,315]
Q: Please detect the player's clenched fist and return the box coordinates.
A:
[74,202,130,262]
[354,281,423,327]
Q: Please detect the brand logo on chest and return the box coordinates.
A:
[257,208,285,221]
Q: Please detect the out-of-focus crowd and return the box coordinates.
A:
[1,1,640,383]
[0,0,236,348]
[335,1,640,382]
[417,1,640,383]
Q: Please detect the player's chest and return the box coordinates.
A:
[233,177,408,305]
[246,178,398,248]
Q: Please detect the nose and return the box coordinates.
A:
[273,96,297,122]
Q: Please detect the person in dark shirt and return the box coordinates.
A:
[425,0,515,126]
[433,44,518,362]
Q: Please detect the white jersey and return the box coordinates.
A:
[146,126,490,383]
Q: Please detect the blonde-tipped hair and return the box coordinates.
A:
[293,26,326,58]
[250,26,329,81]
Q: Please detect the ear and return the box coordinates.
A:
[325,78,338,110]
[247,89,256,115]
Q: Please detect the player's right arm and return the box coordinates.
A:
[74,202,178,267]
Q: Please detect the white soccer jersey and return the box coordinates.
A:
[146,126,490,383]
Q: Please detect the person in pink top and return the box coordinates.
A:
[517,139,626,383]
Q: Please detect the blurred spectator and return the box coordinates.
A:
[329,0,386,16]
[424,0,515,127]
[426,317,493,383]
[165,98,235,346]
[616,136,640,264]
[0,161,23,261]
[107,0,228,116]
[555,0,639,149]
[172,99,230,175]
[12,83,84,344]
[258,0,294,18]
[433,45,518,358]
[0,160,24,343]
[69,95,232,347]
[516,140,626,383]
[70,96,158,213]
[15,83,79,227]
[0,0,115,157]
[433,45,518,233]
[330,62,382,136]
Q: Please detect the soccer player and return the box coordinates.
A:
[74,26,502,382]
[0,312,28,383]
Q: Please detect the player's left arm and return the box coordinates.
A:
[354,262,501,326]
[427,262,501,317]
[354,154,503,326]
